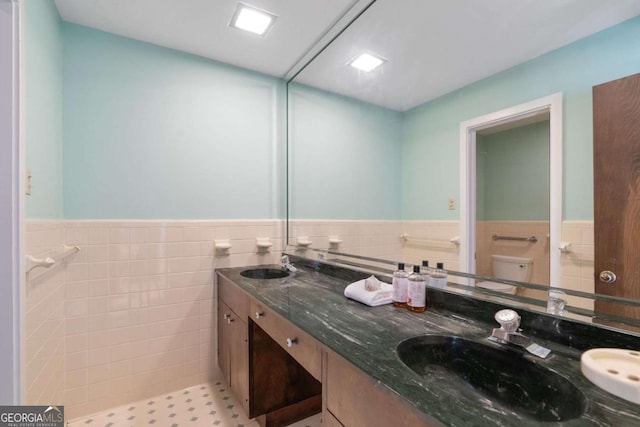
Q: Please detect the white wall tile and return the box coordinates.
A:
[130,227,148,243]
[53,219,283,420]
[87,245,109,262]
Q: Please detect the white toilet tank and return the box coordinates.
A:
[491,255,533,282]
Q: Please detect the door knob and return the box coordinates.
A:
[286,337,297,347]
[599,270,617,283]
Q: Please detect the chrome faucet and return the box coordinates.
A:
[281,255,298,272]
[489,309,551,358]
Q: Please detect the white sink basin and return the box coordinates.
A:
[581,348,640,404]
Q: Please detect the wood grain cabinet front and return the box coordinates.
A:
[219,274,249,320]
[324,351,438,427]
[251,300,322,380]
[217,283,249,414]
[217,272,435,427]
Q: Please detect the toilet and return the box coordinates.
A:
[476,255,533,294]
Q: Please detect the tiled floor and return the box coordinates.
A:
[67,382,322,427]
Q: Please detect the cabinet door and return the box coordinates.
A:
[325,351,436,427]
[218,300,231,386]
[230,317,249,414]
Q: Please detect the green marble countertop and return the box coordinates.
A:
[217,262,640,427]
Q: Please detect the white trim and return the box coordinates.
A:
[460,93,563,287]
[0,0,23,404]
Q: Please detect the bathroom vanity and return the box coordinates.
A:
[216,257,640,426]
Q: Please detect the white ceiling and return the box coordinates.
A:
[54,0,360,77]
[295,0,640,111]
[55,0,640,111]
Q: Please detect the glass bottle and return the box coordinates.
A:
[407,265,426,313]
[392,262,408,308]
[421,260,433,287]
[431,262,447,289]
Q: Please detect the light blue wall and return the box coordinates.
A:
[402,16,640,221]
[63,23,285,219]
[477,122,550,221]
[289,83,402,219]
[24,0,63,219]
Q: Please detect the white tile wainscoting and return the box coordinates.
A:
[288,220,404,261]
[26,220,283,421]
[24,221,66,407]
[559,221,595,310]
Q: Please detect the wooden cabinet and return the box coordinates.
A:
[217,272,435,427]
[323,351,437,427]
[217,284,249,414]
[251,300,322,380]
[324,410,345,427]
[217,273,321,427]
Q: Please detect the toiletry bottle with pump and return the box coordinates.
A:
[392,263,408,308]
[421,260,433,287]
[431,262,447,289]
[407,265,426,313]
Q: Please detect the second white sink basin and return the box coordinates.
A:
[581,348,640,404]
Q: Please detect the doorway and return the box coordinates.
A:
[475,118,550,297]
[460,93,563,290]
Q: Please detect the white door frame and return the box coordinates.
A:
[459,93,563,287]
[0,0,23,404]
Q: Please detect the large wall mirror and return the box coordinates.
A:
[286,0,640,330]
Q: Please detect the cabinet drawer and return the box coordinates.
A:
[218,273,249,320]
[251,300,321,380]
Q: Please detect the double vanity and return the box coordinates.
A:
[216,256,640,426]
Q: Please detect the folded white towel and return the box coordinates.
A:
[344,275,394,306]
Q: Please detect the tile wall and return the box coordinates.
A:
[288,220,404,261]
[400,221,461,273]
[25,221,66,406]
[559,221,594,310]
[62,220,282,420]
[26,220,282,421]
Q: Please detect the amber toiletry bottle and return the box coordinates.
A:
[392,263,408,308]
[407,265,426,313]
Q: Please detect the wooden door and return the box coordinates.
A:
[593,72,640,322]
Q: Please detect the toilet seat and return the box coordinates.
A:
[476,281,517,294]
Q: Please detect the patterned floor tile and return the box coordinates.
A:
[67,382,322,427]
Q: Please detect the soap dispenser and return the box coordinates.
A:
[431,262,447,289]
[392,263,408,308]
[407,265,426,313]
[421,260,433,287]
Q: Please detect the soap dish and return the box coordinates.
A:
[214,239,232,251]
[296,236,312,247]
[255,238,273,250]
[581,348,640,404]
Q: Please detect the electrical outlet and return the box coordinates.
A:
[448,197,456,210]
[25,169,32,196]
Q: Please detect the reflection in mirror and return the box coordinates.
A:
[286,0,640,330]
[475,118,550,300]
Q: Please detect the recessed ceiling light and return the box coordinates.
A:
[349,52,386,72]
[230,3,277,36]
